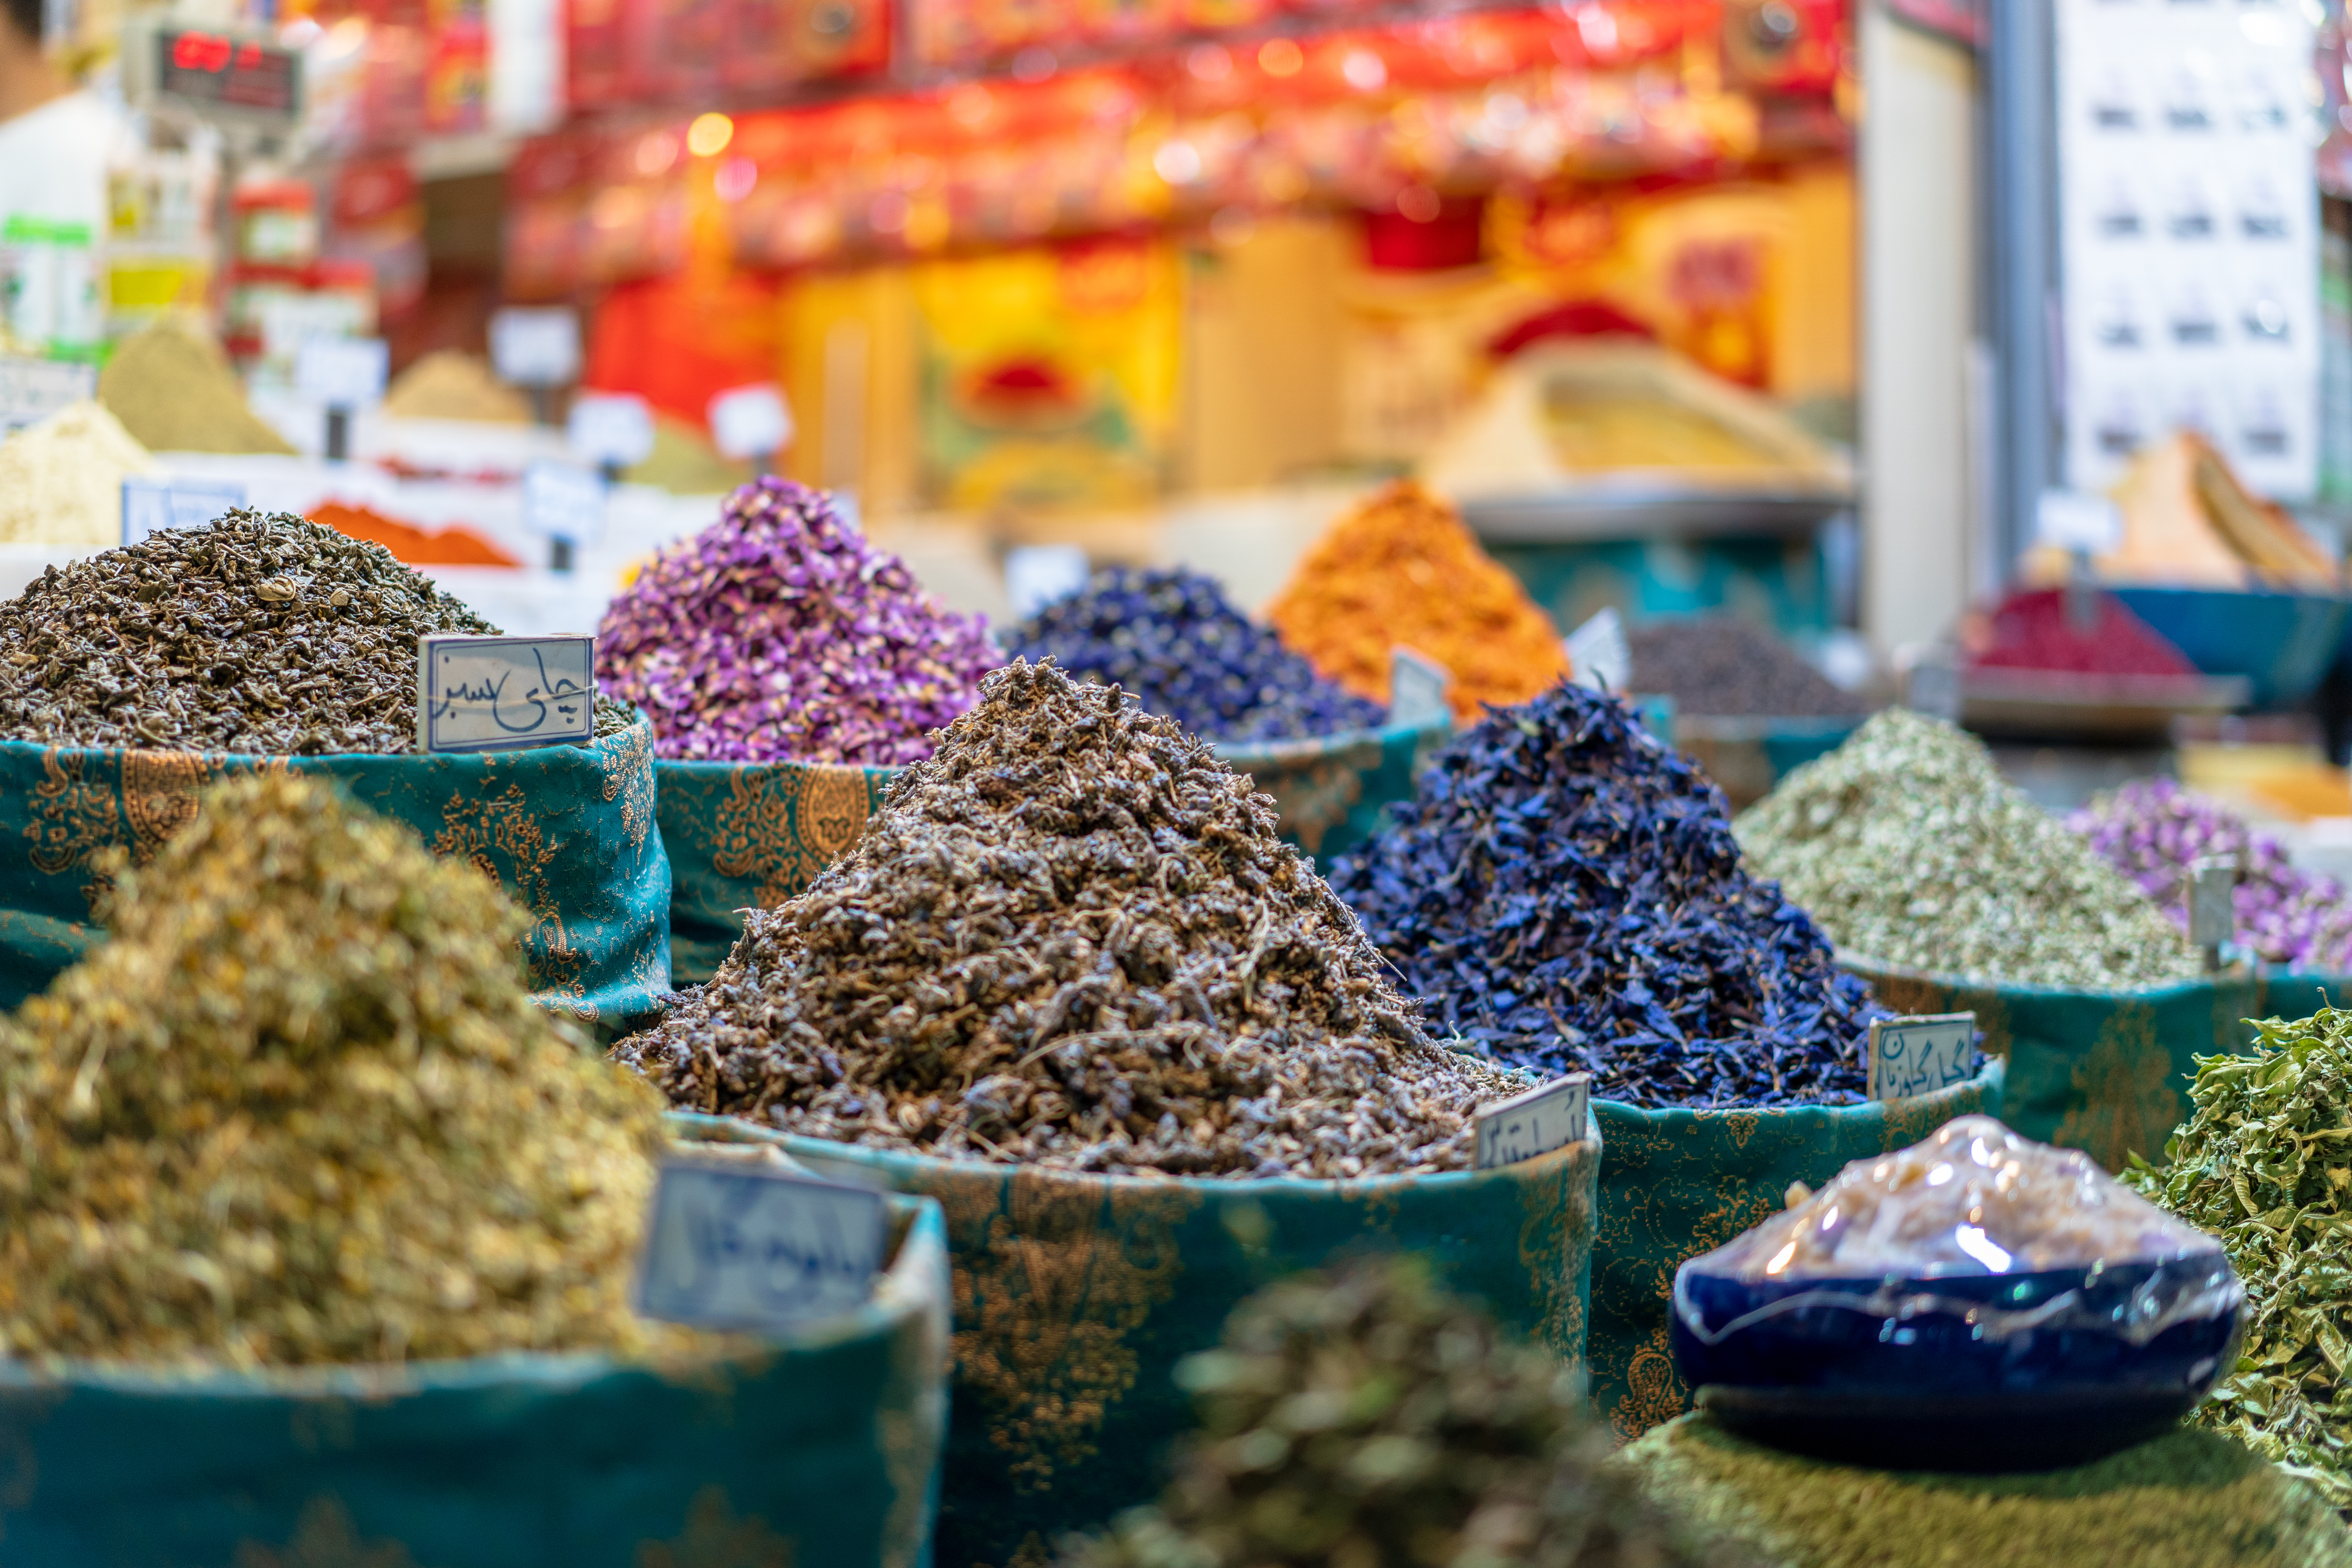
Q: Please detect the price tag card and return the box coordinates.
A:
[2036,488,2125,554]
[708,382,793,461]
[1867,1012,1978,1102]
[636,1157,886,1332]
[2190,857,2239,949]
[122,477,245,546]
[295,336,389,409]
[567,392,656,468]
[0,355,94,429]
[1389,645,1452,728]
[416,634,595,755]
[490,307,582,388]
[1473,1073,1591,1169]
[1003,543,1090,617]
[1564,606,1629,694]
[522,460,607,545]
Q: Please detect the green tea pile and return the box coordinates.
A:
[1620,1414,2350,1568]
[0,508,628,755]
[0,773,670,1366]
[1734,708,2198,987]
[1063,1257,1739,1568]
[2124,1010,2352,1508]
[614,659,1522,1179]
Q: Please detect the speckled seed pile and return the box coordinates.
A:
[614,660,1523,1178]
[1735,708,2200,987]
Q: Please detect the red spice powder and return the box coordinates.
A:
[308,502,521,568]
[1965,586,2198,677]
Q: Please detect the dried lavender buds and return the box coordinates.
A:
[613,660,1519,1178]
[597,477,997,764]
[0,508,622,756]
[0,773,670,1366]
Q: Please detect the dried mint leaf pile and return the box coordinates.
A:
[2122,1010,2352,1509]
[0,772,670,1366]
[1063,1256,1744,1568]
[613,659,1519,1178]
[597,476,997,764]
[1328,682,1882,1107]
[1734,708,2201,987]
[1005,566,1386,742]
[0,508,629,756]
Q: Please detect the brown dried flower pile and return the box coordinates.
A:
[0,772,670,1367]
[615,659,1521,1178]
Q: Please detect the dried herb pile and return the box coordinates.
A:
[2069,779,2352,973]
[0,773,670,1366]
[1735,708,2200,988]
[1063,1256,1742,1568]
[2123,1009,2352,1508]
[0,508,628,756]
[1005,566,1385,742]
[613,660,1519,1178]
[1626,617,1867,719]
[1265,481,1573,725]
[597,476,997,765]
[1620,1414,2351,1568]
[1328,682,1881,1107]
[96,313,298,456]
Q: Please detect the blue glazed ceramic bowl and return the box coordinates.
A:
[1670,1252,2243,1471]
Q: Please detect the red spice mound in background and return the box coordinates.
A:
[307,502,521,568]
[1964,586,2198,677]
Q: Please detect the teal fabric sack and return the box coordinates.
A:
[0,1180,951,1568]
[1841,958,2261,1171]
[1588,1063,2001,1443]
[2259,971,2352,1020]
[0,721,670,1031]
[775,1120,1601,1568]
[652,715,1448,987]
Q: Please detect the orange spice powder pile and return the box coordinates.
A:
[1266,481,1572,724]
[308,502,521,569]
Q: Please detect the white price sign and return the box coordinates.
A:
[489,306,581,388]
[0,355,93,429]
[1002,543,1089,617]
[522,460,607,545]
[635,1158,886,1332]
[122,477,245,546]
[567,392,655,468]
[1564,606,1629,694]
[416,633,595,755]
[708,381,793,461]
[1472,1073,1591,1169]
[294,336,389,409]
[2036,489,2123,555]
[1866,1013,1978,1102]
[1390,644,1451,728]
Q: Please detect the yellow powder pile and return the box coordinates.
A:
[0,401,158,546]
[383,350,533,424]
[98,314,297,456]
[1267,481,1573,724]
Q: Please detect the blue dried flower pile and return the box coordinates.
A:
[1328,682,1883,1107]
[1004,566,1386,742]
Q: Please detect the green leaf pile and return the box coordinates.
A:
[2123,1009,2352,1507]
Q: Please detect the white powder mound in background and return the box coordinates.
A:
[0,401,158,547]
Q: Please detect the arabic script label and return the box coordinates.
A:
[636,1158,886,1332]
[416,634,596,755]
[1473,1073,1590,1169]
[1866,1012,1978,1102]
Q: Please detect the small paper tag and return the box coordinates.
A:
[489,306,581,387]
[521,459,607,545]
[1473,1073,1591,1169]
[568,392,656,468]
[416,634,595,755]
[122,477,245,546]
[1564,607,1630,694]
[1390,645,1452,728]
[1867,1012,1978,1101]
[294,336,389,408]
[708,382,793,461]
[1003,543,1090,617]
[2189,857,2238,951]
[2036,488,2124,554]
[635,1157,886,1332]
[0,354,93,429]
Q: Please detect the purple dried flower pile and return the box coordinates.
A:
[595,477,999,764]
[2069,779,2352,971]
